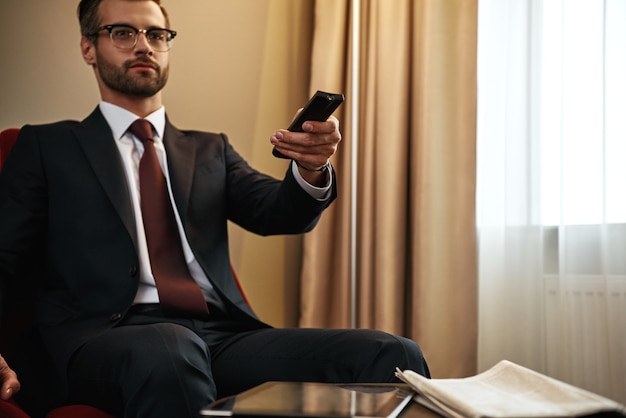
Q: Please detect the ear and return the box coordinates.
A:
[80,36,97,66]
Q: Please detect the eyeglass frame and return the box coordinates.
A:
[89,24,177,52]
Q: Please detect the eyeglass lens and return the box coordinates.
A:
[109,25,173,51]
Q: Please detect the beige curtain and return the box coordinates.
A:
[299,0,478,379]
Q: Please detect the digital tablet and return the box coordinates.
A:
[200,382,414,418]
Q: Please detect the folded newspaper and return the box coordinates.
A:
[395,360,626,418]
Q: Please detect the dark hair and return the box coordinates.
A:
[78,0,170,39]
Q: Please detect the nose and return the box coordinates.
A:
[134,31,153,53]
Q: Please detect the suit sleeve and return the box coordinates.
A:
[222,138,337,236]
[0,127,47,278]
[0,126,47,322]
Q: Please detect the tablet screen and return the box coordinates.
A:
[200,382,414,417]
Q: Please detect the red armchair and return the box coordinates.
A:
[0,128,19,167]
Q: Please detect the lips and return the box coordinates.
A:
[128,60,157,71]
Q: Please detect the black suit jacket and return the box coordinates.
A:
[0,107,336,382]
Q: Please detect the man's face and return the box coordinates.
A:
[89,0,170,98]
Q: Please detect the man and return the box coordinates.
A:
[0,0,430,417]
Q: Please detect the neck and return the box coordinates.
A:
[101,93,163,118]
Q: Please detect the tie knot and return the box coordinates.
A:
[130,119,154,143]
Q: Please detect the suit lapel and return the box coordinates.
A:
[75,108,138,246]
[163,120,195,223]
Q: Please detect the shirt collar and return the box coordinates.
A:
[99,101,166,141]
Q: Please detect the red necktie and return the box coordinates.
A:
[130,119,209,317]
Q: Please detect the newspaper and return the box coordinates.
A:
[395,360,626,418]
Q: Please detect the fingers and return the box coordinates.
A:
[271,131,337,160]
[270,117,342,163]
[0,355,20,401]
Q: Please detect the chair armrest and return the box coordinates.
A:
[0,399,30,418]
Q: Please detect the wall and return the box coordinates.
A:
[0,0,315,327]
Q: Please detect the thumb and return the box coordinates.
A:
[1,385,12,401]
[0,358,20,400]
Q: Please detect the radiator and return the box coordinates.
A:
[544,275,626,404]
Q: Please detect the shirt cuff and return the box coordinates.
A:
[291,161,333,201]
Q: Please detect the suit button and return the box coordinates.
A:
[110,313,123,321]
[129,265,138,276]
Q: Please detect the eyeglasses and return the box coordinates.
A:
[90,24,177,52]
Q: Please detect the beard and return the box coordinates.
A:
[96,51,169,98]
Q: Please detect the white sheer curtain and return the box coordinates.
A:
[477,0,626,404]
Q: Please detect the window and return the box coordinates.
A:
[477,0,626,404]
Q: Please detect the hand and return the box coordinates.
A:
[0,354,20,401]
[270,113,342,171]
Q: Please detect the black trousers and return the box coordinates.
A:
[66,306,430,418]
